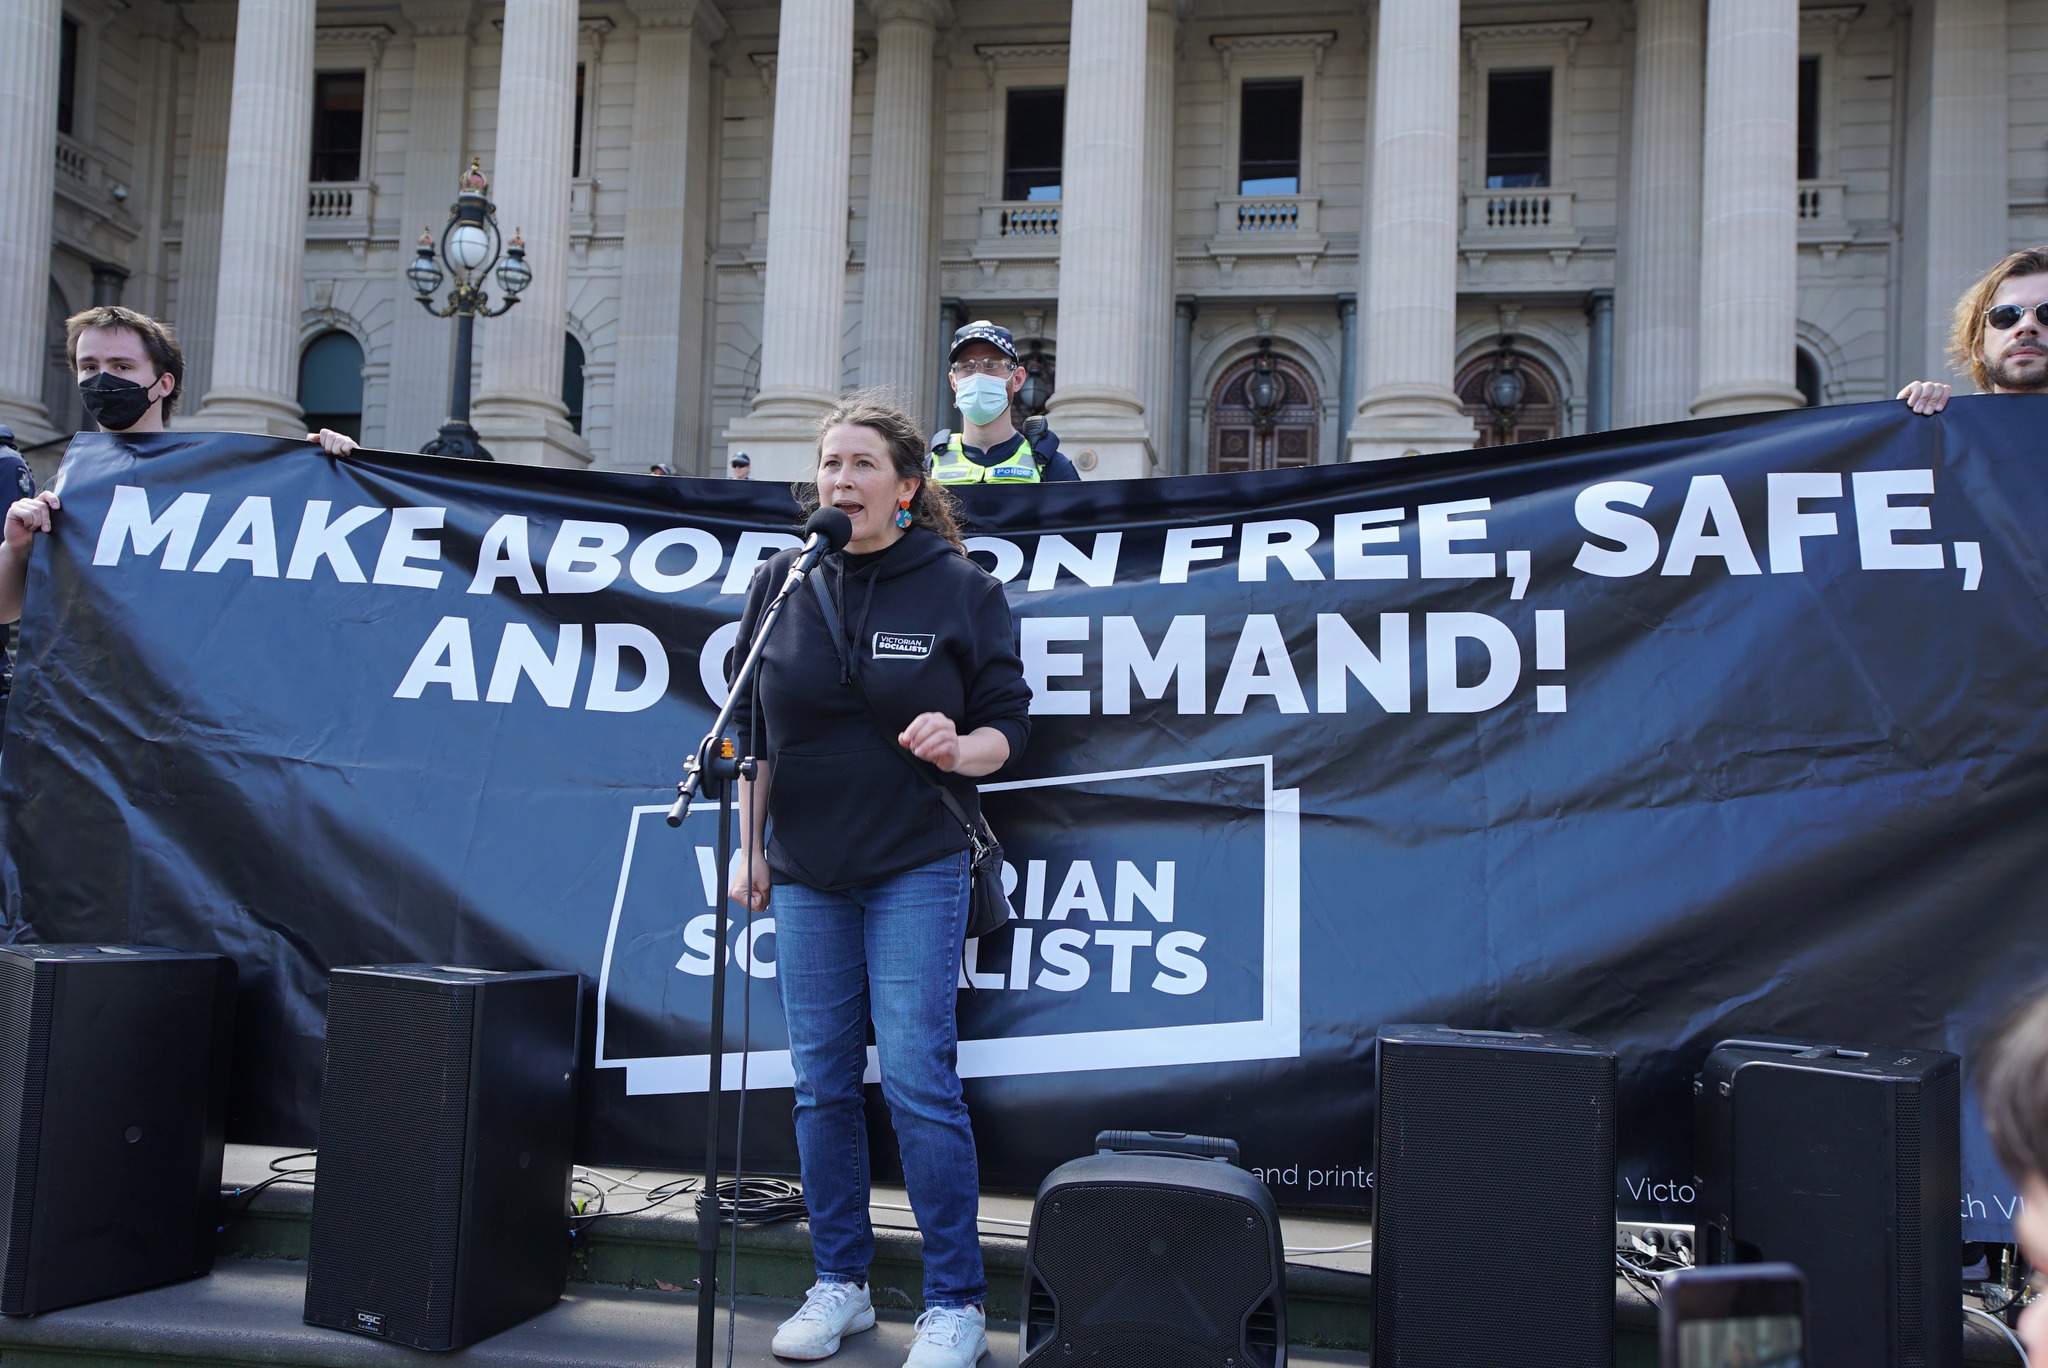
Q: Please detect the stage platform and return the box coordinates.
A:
[0,1145,2016,1367]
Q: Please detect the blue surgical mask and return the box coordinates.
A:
[954,373,1011,426]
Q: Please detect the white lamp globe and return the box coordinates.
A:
[447,222,490,273]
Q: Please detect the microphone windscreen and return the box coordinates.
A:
[806,506,854,552]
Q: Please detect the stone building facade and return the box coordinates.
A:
[0,0,2032,481]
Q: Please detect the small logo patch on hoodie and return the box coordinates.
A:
[872,631,934,659]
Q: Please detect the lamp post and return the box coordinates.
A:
[1018,341,1054,417]
[405,158,533,460]
[1246,337,1285,430]
[1483,336,1528,439]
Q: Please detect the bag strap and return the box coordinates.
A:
[806,568,983,842]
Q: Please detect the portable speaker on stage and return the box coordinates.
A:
[0,943,236,1315]
[1021,1130,1286,1368]
[1374,1025,1617,1368]
[1697,1037,1961,1368]
[303,965,579,1351]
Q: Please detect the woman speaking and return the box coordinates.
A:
[726,394,1031,1367]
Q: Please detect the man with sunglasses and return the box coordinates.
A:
[929,321,1080,484]
[1898,247,2048,414]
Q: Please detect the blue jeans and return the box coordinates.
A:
[774,850,985,1308]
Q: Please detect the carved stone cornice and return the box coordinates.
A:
[1462,18,1593,66]
[400,0,475,39]
[317,24,395,66]
[972,41,1068,87]
[747,45,867,92]
[1210,30,1337,75]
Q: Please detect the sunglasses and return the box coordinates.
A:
[1984,302,2048,330]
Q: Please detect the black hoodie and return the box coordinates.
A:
[728,525,1032,891]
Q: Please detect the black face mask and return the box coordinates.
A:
[78,372,160,431]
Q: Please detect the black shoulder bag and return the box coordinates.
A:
[806,570,1011,941]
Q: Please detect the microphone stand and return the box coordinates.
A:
[667,546,824,1368]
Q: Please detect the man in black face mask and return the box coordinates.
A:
[0,307,357,630]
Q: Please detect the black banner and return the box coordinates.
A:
[4,402,2044,1239]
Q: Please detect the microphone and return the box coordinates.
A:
[779,506,852,592]
[666,507,854,828]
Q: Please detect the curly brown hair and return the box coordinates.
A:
[796,391,964,548]
[1978,984,2048,1183]
[65,305,186,419]
[1948,248,2048,392]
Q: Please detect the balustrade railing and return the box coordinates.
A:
[988,202,1060,238]
[1464,188,1575,232]
[1212,195,1322,241]
[54,138,90,185]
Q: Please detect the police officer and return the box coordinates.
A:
[930,321,1080,484]
[0,428,34,749]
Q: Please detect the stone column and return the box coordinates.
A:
[172,5,237,414]
[1584,290,1614,432]
[610,0,725,472]
[1335,293,1357,461]
[1348,0,1475,461]
[1901,0,2008,385]
[471,0,583,466]
[860,1,944,423]
[194,0,315,436]
[0,0,62,443]
[1615,0,1703,428]
[1045,0,1153,479]
[1135,0,1178,474]
[1692,0,1802,417]
[382,0,476,451]
[722,0,855,480]
[934,296,964,433]
[1171,296,1196,475]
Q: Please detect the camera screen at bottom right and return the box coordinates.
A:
[1678,1315,1804,1368]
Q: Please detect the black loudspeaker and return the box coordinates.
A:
[1021,1130,1286,1367]
[1696,1038,1961,1368]
[1374,1025,1617,1368]
[0,943,235,1314]
[303,965,579,1351]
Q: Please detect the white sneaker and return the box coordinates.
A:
[772,1281,876,1360]
[902,1304,988,1368]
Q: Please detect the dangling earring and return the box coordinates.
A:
[895,495,914,529]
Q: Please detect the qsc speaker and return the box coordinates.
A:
[1697,1037,1961,1368]
[1374,1025,1617,1368]
[0,943,235,1315]
[1020,1130,1286,1368]
[303,965,579,1351]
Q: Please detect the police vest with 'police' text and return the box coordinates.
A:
[931,432,1042,485]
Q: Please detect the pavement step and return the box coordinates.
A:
[0,1257,1375,1368]
[204,1147,2024,1367]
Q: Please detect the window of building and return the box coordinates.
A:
[57,17,78,137]
[1003,87,1065,202]
[572,63,587,178]
[1485,69,1552,188]
[1239,79,1303,196]
[299,331,365,441]
[1797,56,1820,181]
[1795,349,1821,408]
[563,334,586,435]
[310,72,366,183]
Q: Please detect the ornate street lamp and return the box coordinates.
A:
[1018,342,1054,416]
[1483,336,1528,438]
[1246,338,1285,430]
[405,158,532,459]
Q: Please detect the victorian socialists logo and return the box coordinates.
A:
[591,757,1301,1094]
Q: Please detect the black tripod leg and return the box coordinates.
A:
[695,782,734,1368]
